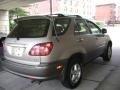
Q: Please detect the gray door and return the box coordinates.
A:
[86,20,106,56]
[74,19,97,63]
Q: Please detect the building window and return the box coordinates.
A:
[83,3,85,8]
[76,9,78,13]
[70,8,72,12]
[70,0,72,5]
[64,7,67,12]
[64,1,67,4]
[83,11,85,15]
[75,1,78,6]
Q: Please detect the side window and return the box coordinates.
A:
[74,19,89,35]
[87,21,101,34]
[53,18,70,36]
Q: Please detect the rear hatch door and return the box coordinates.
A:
[4,18,50,65]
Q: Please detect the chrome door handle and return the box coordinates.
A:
[80,38,84,41]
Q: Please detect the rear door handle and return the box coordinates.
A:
[80,38,84,41]
[76,38,84,42]
[95,37,98,40]
[94,37,98,39]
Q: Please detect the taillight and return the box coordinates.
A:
[29,42,53,56]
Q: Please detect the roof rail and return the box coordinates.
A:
[47,14,65,17]
[53,14,65,17]
[68,15,82,18]
[46,14,82,18]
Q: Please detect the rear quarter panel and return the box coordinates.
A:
[40,19,87,64]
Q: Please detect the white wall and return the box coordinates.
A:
[0,10,9,34]
[58,0,95,19]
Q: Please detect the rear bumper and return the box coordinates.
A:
[1,58,66,80]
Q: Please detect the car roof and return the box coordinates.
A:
[15,14,83,22]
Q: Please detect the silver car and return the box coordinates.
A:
[1,14,112,89]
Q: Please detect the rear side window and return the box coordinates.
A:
[53,18,70,36]
[8,19,50,38]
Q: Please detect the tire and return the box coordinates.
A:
[61,58,82,89]
[102,45,112,61]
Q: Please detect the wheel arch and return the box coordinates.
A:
[61,52,84,88]
[66,52,86,67]
[108,40,112,47]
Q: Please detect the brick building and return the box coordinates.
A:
[95,3,116,23]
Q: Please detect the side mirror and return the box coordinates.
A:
[101,28,107,34]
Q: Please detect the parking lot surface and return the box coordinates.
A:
[0,26,120,90]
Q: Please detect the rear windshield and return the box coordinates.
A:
[8,19,50,38]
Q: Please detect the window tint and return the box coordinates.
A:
[8,19,50,38]
[53,18,70,36]
[74,19,89,35]
[87,21,101,34]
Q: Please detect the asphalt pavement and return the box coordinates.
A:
[0,25,120,90]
